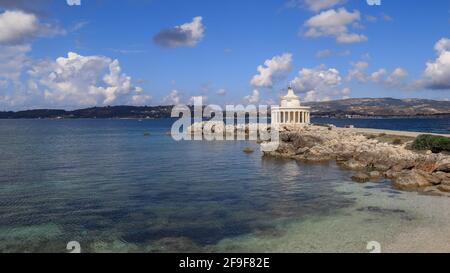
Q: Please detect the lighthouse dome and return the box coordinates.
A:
[280,87,301,108]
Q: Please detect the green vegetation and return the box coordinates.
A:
[392,139,403,145]
[412,134,450,153]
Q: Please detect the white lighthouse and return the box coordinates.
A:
[271,87,311,126]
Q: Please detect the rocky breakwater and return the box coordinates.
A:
[263,125,450,197]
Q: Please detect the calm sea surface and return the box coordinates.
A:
[0,118,450,253]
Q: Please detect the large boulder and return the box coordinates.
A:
[352,172,370,183]
[391,161,416,172]
[292,134,325,149]
[393,171,433,190]
[438,185,450,193]
[437,163,450,173]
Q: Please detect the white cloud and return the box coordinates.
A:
[0,10,38,45]
[370,68,387,83]
[130,87,152,106]
[346,61,370,82]
[347,61,409,88]
[0,10,63,45]
[162,90,182,105]
[244,89,260,103]
[250,53,293,88]
[153,16,205,48]
[0,44,31,81]
[290,66,347,101]
[316,49,332,58]
[216,88,227,96]
[286,0,346,12]
[66,0,81,6]
[304,8,367,44]
[26,52,149,108]
[189,95,208,105]
[291,66,342,91]
[422,38,450,90]
[386,68,408,86]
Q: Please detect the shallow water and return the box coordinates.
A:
[0,118,449,253]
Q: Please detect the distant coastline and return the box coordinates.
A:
[1,98,450,119]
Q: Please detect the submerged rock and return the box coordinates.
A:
[393,171,433,190]
[352,172,370,183]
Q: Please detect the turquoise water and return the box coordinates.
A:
[0,118,449,253]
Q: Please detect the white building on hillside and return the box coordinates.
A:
[271,87,311,126]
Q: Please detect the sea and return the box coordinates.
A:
[0,117,450,253]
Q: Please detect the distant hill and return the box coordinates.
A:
[0,106,174,119]
[0,98,449,119]
[304,98,450,117]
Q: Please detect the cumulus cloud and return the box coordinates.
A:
[153,16,205,48]
[347,61,409,88]
[250,53,293,88]
[290,66,348,101]
[162,90,182,105]
[370,68,387,83]
[286,0,346,12]
[386,68,408,86]
[291,66,342,91]
[25,52,150,108]
[422,38,450,90]
[0,44,31,81]
[244,89,260,103]
[303,8,367,44]
[347,61,369,82]
[0,10,64,45]
[216,88,227,96]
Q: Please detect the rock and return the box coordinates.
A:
[415,157,439,173]
[385,170,402,179]
[291,135,324,149]
[438,185,450,193]
[391,162,415,172]
[262,124,450,196]
[369,171,381,178]
[373,164,391,172]
[341,159,367,170]
[435,172,450,186]
[437,163,450,173]
[243,148,255,154]
[352,172,370,183]
[296,147,310,155]
[393,171,433,190]
[415,170,442,185]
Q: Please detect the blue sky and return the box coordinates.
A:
[0,0,449,110]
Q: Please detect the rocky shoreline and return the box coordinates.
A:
[263,125,450,197]
[187,122,450,197]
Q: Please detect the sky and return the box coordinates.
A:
[0,0,449,110]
